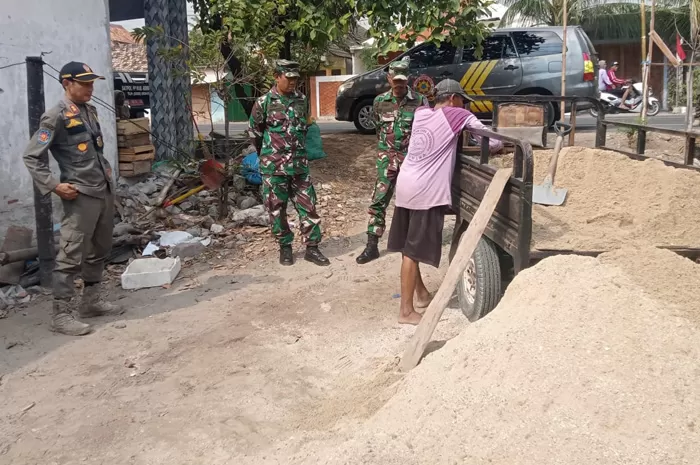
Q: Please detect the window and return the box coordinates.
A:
[407,42,457,69]
[461,35,517,62]
[512,31,564,57]
[331,69,342,76]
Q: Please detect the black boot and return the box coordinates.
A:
[305,246,330,266]
[280,245,294,266]
[356,234,380,264]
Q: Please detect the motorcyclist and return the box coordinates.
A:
[606,62,637,110]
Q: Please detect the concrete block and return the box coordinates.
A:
[121,257,181,290]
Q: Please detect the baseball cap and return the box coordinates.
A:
[59,62,105,82]
[435,79,472,101]
[275,59,301,78]
[388,61,409,81]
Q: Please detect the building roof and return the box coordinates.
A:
[110,24,138,44]
[112,41,148,72]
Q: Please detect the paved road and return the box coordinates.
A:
[198,113,689,136]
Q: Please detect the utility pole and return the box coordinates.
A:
[26,57,55,287]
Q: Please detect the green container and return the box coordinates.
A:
[226,83,254,122]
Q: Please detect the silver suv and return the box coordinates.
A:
[336,26,599,133]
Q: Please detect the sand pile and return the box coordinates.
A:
[492,146,700,250]
[285,247,700,465]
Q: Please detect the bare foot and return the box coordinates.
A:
[398,311,422,325]
[415,292,433,309]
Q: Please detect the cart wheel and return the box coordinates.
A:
[457,237,502,322]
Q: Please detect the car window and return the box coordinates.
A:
[512,31,564,57]
[407,43,457,69]
[461,35,517,62]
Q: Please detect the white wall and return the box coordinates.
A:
[0,0,116,242]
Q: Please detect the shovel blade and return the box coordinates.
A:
[532,183,568,206]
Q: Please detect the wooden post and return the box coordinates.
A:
[641,0,655,119]
[640,0,647,62]
[399,168,513,372]
[560,0,568,121]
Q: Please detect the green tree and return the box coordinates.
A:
[190,0,494,116]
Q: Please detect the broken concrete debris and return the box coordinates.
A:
[231,206,269,227]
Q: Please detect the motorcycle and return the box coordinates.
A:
[589,81,660,117]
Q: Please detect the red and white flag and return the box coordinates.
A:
[676,34,687,61]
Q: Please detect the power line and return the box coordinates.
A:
[41,65,195,160]
[0,60,27,71]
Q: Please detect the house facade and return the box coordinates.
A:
[0,0,116,241]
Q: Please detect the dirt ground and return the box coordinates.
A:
[0,128,693,464]
[0,132,467,465]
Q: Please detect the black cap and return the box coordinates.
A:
[59,62,105,83]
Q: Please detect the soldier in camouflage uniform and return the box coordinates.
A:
[356,60,429,264]
[248,60,330,266]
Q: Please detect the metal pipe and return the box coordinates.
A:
[26,56,55,287]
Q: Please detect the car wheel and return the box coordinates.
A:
[457,237,502,322]
[353,98,376,134]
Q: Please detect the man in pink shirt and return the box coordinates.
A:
[387,79,503,325]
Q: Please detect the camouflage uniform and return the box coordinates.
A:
[367,77,429,237]
[248,61,323,249]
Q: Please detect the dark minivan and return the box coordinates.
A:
[336,26,599,133]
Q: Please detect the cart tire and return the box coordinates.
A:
[457,237,502,322]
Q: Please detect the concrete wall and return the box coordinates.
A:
[0,0,116,242]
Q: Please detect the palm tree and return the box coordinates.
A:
[498,0,690,43]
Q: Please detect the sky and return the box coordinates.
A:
[113,2,197,31]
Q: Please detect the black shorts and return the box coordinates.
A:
[387,206,446,268]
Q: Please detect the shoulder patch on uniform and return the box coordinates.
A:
[37,129,52,145]
[65,118,83,129]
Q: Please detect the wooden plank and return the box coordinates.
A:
[119,144,154,155]
[119,160,152,176]
[118,133,151,147]
[117,118,150,136]
[399,168,513,372]
[118,151,155,162]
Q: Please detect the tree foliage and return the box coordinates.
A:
[187,0,495,116]
[498,0,692,43]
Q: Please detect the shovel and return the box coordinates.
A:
[533,121,572,206]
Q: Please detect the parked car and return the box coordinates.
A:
[114,72,150,119]
[336,26,599,133]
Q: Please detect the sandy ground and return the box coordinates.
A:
[0,132,467,465]
[1,129,697,464]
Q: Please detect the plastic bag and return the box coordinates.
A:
[305,122,327,161]
[241,152,262,185]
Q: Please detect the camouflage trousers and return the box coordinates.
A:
[367,150,404,237]
[262,173,322,246]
